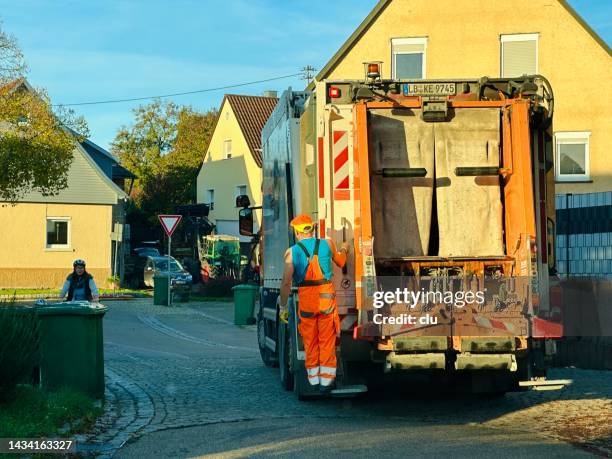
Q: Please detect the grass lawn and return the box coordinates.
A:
[0,288,151,298]
[0,385,102,438]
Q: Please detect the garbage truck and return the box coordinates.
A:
[238,68,566,399]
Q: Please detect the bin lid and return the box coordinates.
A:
[231,284,260,291]
[36,301,108,316]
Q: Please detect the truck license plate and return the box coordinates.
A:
[403,83,456,96]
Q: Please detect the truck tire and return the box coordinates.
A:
[278,321,294,391]
[257,311,277,368]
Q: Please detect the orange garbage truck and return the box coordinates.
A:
[238,69,567,399]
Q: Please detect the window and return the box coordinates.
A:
[235,185,247,206]
[500,33,538,77]
[224,139,232,159]
[555,132,591,182]
[206,189,215,210]
[392,37,427,79]
[46,218,70,248]
[236,185,247,197]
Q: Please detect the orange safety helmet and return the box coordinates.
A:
[290,214,315,233]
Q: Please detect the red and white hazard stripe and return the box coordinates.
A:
[472,315,517,334]
[333,131,350,200]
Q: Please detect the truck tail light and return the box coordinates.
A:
[367,63,380,78]
[329,87,341,98]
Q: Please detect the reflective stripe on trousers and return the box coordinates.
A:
[307,366,320,385]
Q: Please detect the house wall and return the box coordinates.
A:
[196,100,262,237]
[323,0,612,194]
[18,144,122,204]
[0,202,114,289]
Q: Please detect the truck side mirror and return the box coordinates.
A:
[236,194,251,208]
[239,208,254,236]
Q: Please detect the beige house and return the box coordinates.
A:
[310,0,611,277]
[0,82,130,289]
[311,0,611,192]
[197,93,278,240]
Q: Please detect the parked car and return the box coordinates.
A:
[123,244,162,288]
[134,247,160,258]
[143,256,193,288]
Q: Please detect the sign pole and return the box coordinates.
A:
[113,240,119,294]
[168,234,172,306]
[158,214,182,308]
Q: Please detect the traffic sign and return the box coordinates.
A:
[158,215,182,237]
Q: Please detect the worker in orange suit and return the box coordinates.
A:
[279,214,350,392]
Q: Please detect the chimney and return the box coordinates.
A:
[262,90,277,98]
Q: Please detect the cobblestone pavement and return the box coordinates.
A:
[78,299,611,457]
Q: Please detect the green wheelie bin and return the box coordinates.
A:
[36,302,107,399]
[153,274,169,305]
[232,284,259,325]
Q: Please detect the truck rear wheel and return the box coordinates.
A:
[257,312,277,367]
[278,322,294,391]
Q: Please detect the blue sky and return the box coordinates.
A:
[0,0,610,150]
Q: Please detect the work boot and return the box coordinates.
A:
[319,381,336,395]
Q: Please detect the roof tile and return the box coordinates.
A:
[226,94,278,167]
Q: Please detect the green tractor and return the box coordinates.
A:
[198,235,244,282]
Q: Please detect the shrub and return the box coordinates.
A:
[0,301,40,397]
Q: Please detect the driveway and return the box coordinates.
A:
[77,299,612,458]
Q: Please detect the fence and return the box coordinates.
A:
[552,278,612,370]
[555,191,612,278]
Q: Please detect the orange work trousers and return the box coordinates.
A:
[297,287,339,387]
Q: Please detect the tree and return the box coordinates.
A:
[111,101,217,224]
[112,99,179,188]
[0,24,88,202]
[0,25,26,82]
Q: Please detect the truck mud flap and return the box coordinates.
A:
[455,353,517,371]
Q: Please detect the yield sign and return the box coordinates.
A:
[158,214,182,237]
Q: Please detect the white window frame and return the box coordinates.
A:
[500,33,539,77]
[554,131,591,182]
[45,217,71,250]
[206,189,215,210]
[224,139,232,159]
[235,184,247,198]
[391,37,427,80]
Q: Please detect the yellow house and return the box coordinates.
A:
[197,93,278,240]
[310,0,612,277]
[0,82,129,289]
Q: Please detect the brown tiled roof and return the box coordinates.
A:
[0,78,26,95]
[225,94,278,167]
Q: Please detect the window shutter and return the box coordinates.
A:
[393,43,425,54]
[502,39,537,77]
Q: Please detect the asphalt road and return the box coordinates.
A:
[78,299,612,458]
